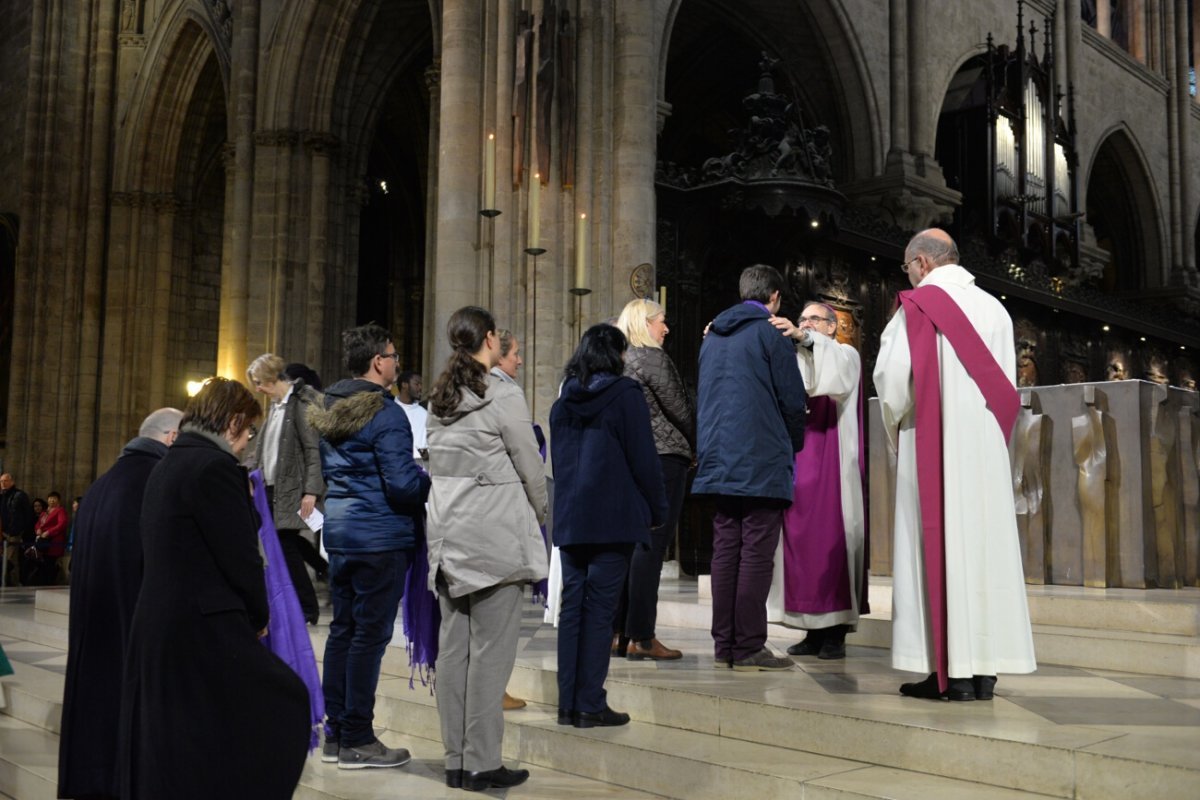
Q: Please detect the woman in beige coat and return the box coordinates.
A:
[426,306,547,792]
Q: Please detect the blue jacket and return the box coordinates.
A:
[307,379,431,553]
[550,374,667,548]
[691,301,808,502]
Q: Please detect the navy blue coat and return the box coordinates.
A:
[307,379,431,553]
[550,374,668,547]
[691,301,808,502]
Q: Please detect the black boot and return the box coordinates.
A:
[973,675,997,700]
[462,766,530,791]
[786,629,825,656]
[818,625,848,660]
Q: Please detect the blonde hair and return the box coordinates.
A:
[615,298,664,349]
[246,353,287,386]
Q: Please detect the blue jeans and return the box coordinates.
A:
[557,544,633,714]
[322,549,409,747]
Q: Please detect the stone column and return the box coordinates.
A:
[305,134,337,367]
[431,0,484,371]
[1164,0,1182,282]
[887,0,909,166]
[218,0,259,379]
[1174,0,1193,278]
[1096,0,1111,37]
[611,0,657,299]
[422,60,441,381]
[907,0,934,165]
[1065,0,1081,88]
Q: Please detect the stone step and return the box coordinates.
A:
[370,678,1055,800]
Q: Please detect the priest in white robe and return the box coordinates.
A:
[874,228,1036,702]
[766,303,867,660]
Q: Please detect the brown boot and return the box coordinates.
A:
[502,692,526,710]
[611,633,630,657]
[626,638,683,661]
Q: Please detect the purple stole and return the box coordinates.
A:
[402,518,439,688]
[249,470,325,750]
[900,285,1018,692]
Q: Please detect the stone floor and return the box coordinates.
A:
[2,577,1199,798]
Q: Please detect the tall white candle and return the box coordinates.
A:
[484,133,496,209]
[659,285,666,312]
[575,213,588,289]
[529,173,540,250]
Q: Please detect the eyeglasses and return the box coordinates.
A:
[900,257,921,274]
[378,352,401,363]
[799,315,836,325]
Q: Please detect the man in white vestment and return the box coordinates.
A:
[767,302,866,660]
[395,371,428,463]
[874,228,1036,701]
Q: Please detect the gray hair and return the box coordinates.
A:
[139,407,184,440]
[497,329,516,359]
[905,229,960,267]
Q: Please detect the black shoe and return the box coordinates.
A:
[899,673,974,701]
[974,675,997,700]
[786,633,823,656]
[462,766,530,791]
[573,707,631,728]
[446,769,464,788]
[817,640,846,660]
[557,707,573,725]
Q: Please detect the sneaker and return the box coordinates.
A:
[732,648,794,672]
[321,736,339,763]
[337,738,412,769]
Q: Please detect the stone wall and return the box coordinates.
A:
[0,3,31,217]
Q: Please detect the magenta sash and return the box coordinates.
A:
[900,285,1018,692]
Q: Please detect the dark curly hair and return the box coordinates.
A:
[429,306,496,417]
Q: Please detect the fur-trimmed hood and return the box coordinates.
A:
[307,379,388,443]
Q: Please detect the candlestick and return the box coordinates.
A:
[484,133,496,211]
[658,285,666,311]
[574,212,588,290]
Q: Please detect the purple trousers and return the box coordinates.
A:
[710,497,784,661]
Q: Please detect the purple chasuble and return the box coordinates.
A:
[899,285,1019,692]
[249,469,325,751]
[782,396,851,613]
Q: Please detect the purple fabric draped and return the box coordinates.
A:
[899,285,1019,692]
[781,395,851,614]
[249,469,324,751]
[857,372,871,615]
[402,514,439,690]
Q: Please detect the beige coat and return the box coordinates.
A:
[426,375,548,598]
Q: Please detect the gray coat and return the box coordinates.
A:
[252,381,326,531]
[426,375,548,598]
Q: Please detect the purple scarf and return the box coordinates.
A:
[249,470,324,751]
[900,285,1019,692]
[402,514,439,689]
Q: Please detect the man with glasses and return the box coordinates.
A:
[875,228,1035,701]
[307,324,431,768]
[768,302,867,660]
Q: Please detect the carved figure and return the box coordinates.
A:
[1105,357,1127,381]
[1011,397,1047,583]
[1147,385,1182,587]
[1072,390,1110,587]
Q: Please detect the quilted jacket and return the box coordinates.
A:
[623,346,696,460]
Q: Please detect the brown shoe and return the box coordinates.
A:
[502,692,527,711]
[611,633,630,657]
[626,638,683,661]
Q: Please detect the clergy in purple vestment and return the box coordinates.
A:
[767,302,868,660]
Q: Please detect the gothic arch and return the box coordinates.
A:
[657,0,882,180]
[1084,126,1164,291]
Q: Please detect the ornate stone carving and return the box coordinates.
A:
[304,133,340,156]
[254,130,302,148]
[206,0,233,43]
[424,60,441,91]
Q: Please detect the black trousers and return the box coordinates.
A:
[277,529,321,623]
[616,454,690,642]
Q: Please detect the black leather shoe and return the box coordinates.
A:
[974,675,997,700]
[573,706,631,728]
[557,707,573,725]
[817,640,846,660]
[786,634,823,656]
[899,672,974,701]
[462,766,530,791]
[445,769,463,788]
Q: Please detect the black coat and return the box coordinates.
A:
[58,437,165,799]
[550,374,668,547]
[118,431,309,800]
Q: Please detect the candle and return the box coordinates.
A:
[658,285,666,311]
[575,213,588,289]
[484,133,496,210]
[529,173,540,250]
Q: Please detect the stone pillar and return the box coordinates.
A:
[887,0,909,164]
[431,0,484,371]
[1065,0,1081,88]
[1096,0,1111,36]
[1164,0,1182,284]
[907,0,933,164]
[218,0,259,379]
[149,195,177,406]
[1174,0,1193,279]
[305,134,336,367]
[611,0,657,299]
[422,60,441,381]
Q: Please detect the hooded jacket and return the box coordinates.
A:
[691,300,808,502]
[550,373,668,548]
[426,375,548,598]
[307,379,430,553]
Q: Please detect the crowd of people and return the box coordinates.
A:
[1,473,80,588]
[44,227,1034,798]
